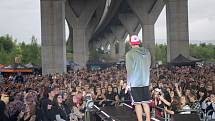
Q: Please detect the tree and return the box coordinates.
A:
[20,36,41,64]
[0,35,41,65]
[0,34,15,53]
[155,44,167,63]
[190,43,215,62]
[0,46,9,64]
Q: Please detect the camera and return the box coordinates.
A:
[84,93,94,109]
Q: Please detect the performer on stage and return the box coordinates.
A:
[125,35,151,121]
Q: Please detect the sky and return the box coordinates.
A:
[0,0,214,44]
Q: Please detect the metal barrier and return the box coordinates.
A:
[205,110,215,121]
[93,100,214,121]
[94,99,131,107]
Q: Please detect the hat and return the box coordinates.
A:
[130,35,141,45]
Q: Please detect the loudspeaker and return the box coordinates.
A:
[172,114,201,121]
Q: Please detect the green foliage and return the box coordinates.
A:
[155,44,167,63]
[0,34,15,53]
[0,35,41,65]
[0,34,214,66]
[0,48,10,64]
[190,43,215,62]
[20,36,41,64]
[66,44,73,53]
[125,42,215,63]
[66,53,73,61]
[155,43,215,63]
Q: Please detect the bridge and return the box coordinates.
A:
[41,0,189,74]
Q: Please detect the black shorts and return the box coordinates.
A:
[130,86,151,105]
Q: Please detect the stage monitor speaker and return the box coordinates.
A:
[172,114,201,121]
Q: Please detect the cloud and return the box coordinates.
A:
[188,0,215,41]
[0,0,214,44]
[0,0,41,44]
[189,18,215,40]
[155,6,167,44]
[154,0,215,44]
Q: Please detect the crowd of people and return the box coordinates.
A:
[0,64,215,121]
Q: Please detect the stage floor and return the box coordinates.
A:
[100,106,137,121]
[98,105,162,121]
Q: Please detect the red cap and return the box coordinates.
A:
[130,35,140,45]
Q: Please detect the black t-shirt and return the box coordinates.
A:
[53,105,70,121]
[105,92,117,101]
[41,98,55,121]
[96,95,104,101]
[95,95,105,107]
[119,89,130,101]
[105,92,118,106]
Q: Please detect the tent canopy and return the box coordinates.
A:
[170,54,202,66]
[0,64,4,67]
[0,64,32,73]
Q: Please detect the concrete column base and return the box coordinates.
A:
[119,41,125,58]
[73,29,89,68]
[41,0,66,75]
[110,44,116,59]
[166,0,189,62]
[142,24,155,65]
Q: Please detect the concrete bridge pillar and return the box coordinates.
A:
[166,0,189,62]
[41,0,66,75]
[105,33,117,60]
[127,0,165,65]
[142,24,155,64]
[110,26,127,59]
[110,43,116,59]
[72,29,90,67]
[118,40,126,58]
[65,0,105,68]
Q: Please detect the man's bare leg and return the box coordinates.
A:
[142,103,150,121]
[134,104,143,121]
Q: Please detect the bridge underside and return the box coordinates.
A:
[41,0,189,74]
